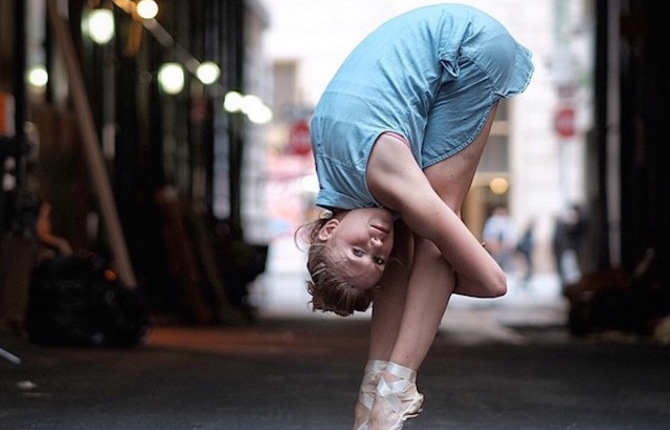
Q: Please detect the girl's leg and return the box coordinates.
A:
[368,104,501,430]
[386,104,500,367]
[367,221,414,360]
[424,104,499,211]
[382,238,456,369]
[424,103,502,298]
[368,238,454,430]
[352,221,414,430]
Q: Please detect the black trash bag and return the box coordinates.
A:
[25,254,150,347]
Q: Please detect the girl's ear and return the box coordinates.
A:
[317,219,339,242]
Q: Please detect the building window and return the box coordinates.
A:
[479,134,509,173]
[478,100,511,173]
[272,60,298,123]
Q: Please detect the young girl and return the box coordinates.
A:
[297,4,533,429]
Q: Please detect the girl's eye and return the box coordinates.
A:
[375,257,386,265]
[352,248,364,257]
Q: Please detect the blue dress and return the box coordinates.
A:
[310,4,534,210]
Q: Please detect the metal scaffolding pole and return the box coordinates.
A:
[46,0,137,288]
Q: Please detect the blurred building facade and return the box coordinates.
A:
[260,0,670,330]
[0,0,272,324]
[1,0,669,329]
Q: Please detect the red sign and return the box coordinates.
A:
[288,120,311,156]
[554,106,575,138]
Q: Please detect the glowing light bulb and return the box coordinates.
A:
[158,63,185,95]
[27,67,49,87]
[136,0,159,20]
[88,9,114,44]
[196,62,221,85]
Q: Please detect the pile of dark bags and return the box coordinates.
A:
[565,248,670,337]
[26,253,150,348]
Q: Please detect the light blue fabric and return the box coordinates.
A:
[311,4,534,210]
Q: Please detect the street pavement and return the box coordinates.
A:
[2,243,670,429]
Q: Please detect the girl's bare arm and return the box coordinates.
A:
[367,136,506,296]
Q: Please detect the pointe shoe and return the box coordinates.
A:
[353,360,387,430]
[368,362,424,430]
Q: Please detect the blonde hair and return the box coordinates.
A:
[295,212,375,316]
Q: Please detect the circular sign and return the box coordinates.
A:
[554,106,575,138]
[288,120,312,156]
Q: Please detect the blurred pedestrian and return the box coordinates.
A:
[296,4,533,429]
[553,204,587,286]
[515,217,536,284]
[482,206,517,273]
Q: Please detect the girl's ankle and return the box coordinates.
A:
[384,362,417,383]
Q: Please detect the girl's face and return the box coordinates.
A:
[318,208,395,290]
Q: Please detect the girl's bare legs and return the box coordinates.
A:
[352,222,414,430]
[366,239,454,430]
[368,221,415,360]
[379,239,455,370]
[368,104,500,430]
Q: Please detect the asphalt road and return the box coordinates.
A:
[3,298,670,430]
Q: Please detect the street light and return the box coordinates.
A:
[223,91,243,112]
[158,63,184,95]
[87,8,115,44]
[246,103,273,124]
[27,67,49,88]
[195,61,221,85]
[489,177,509,195]
[223,91,272,123]
[241,94,273,124]
[136,0,159,20]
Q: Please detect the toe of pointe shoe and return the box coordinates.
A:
[370,382,424,430]
[402,391,424,419]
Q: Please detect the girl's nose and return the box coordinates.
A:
[370,236,383,248]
